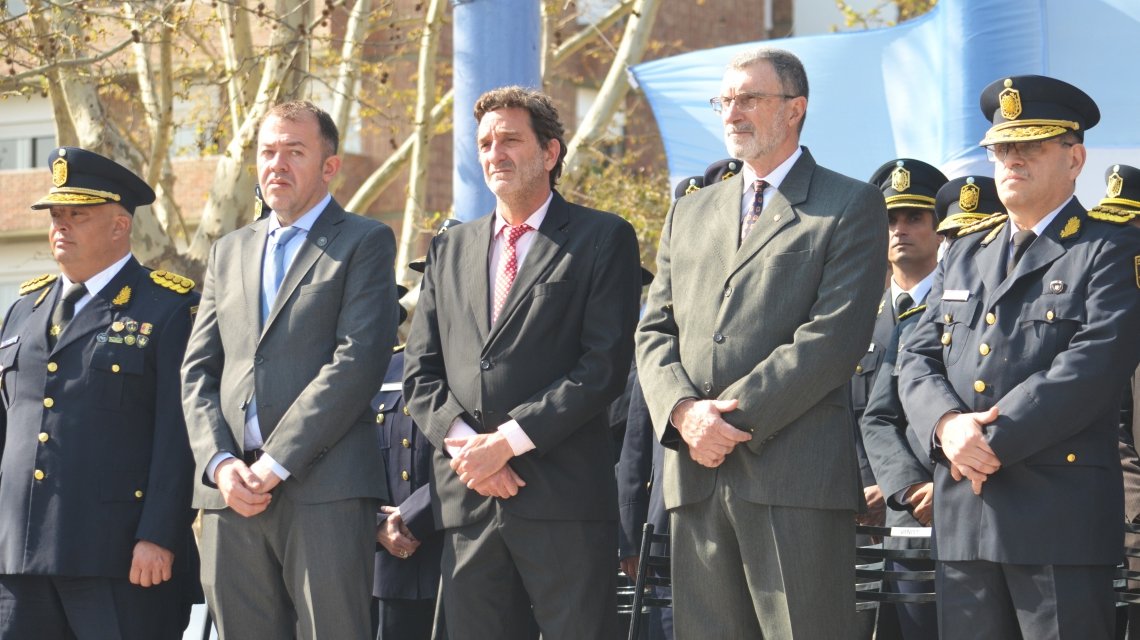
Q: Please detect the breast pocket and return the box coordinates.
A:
[372,389,402,451]
[90,344,145,410]
[1020,293,1084,356]
[939,298,980,367]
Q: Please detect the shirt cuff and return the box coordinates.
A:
[497,420,536,456]
[261,453,291,481]
[206,452,235,484]
[445,417,478,458]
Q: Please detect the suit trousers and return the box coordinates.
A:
[0,573,190,640]
[198,494,377,640]
[936,560,1115,640]
[670,479,855,639]
[441,502,617,640]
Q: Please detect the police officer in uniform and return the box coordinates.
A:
[861,175,1007,640]
[898,75,1140,639]
[0,147,199,639]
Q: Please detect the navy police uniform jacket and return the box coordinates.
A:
[899,200,1140,565]
[0,257,199,578]
[852,289,905,489]
[372,350,442,601]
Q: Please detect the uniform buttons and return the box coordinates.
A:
[33,470,44,481]
[479,359,492,371]
[985,312,997,325]
[973,380,986,393]
[979,344,991,356]
[134,490,144,499]
[401,470,409,481]
[46,362,58,373]
[401,438,411,448]
[941,333,952,346]
[403,406,410,416]
[713,333,725,344]
[855,364,864,374]
[43,397,54,409]
[1045,310,1055,321]
[724,287,732,298]
[473,410,482,420]
[111,364,120,373]
[38,432,49,443]
[376,413,385,425]
[943,314,952,323]
[703,382,713,394]
[1065,453,1077,463]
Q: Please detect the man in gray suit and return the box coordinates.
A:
[403,86,641,639]
[182,101,398,639]
[636,48,888,638]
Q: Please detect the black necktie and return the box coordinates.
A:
[894,292,914,320]
[48,282,87,348]
[1007,230,1037,277]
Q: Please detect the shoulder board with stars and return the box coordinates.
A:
[1087,206,1136,225]
[956,213,1008,242]
[18,273,57,296]
[150,270,196,294]
[898,304,927,322]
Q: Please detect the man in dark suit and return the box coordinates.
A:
[898,75,1140,639]
[403,86,641,640]
[0,148,199,639]
[636,48,888,638]
[182,101,398,639]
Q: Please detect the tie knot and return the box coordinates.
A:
[895,292,914,317]
[63,282,87,304]
[275,226,302,249]
[753,179,768,194]
[506,223,532,246]
[1012,229,1036,248]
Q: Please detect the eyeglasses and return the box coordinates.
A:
[985,139,1076,162]
[710,92,795,114]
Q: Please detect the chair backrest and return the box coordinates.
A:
[855,524,935,611]
[619,523,672,640]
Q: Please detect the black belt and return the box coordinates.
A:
[242,449,264,465]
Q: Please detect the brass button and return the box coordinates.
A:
[43,397,54,408]
[985,312,996,325]
[1065,453,1077,463]
[33,470,44,481]
[401,470,409,481]
[974,380,986,393]
[111,364,120,373]
[376,413,385,425]
[46,362,58,373]
[38,432,49,443]
[855,364,864,374]
[402,406,410,416]
[134,490,144,499]
[941,333,952,346]
[943,314,952,323]
[1046,310,1055,321]
[401,438,410,448]
[979,343,991,356]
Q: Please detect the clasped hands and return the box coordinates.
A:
[445,432,526,499]
[671,398,752,468]
[935,406,1002,495]
[377,506,420,560]
[214,457,282,518]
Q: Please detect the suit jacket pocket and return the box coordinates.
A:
[297,278,344,297]
[531,280,574,298]
[1020,293,1084,356]
[762,249,813,268]
[90,344,145,410]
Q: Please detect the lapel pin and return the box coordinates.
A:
[316,236,328,247]
[1049,280,1065,294]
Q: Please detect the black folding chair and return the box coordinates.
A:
[854,524,936,614]
[1115,522,1140,606]
[618,523,671,640]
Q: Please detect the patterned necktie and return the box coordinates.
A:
[492,223,533,324]
[262,226,302,324]
[894,292,914,320]
[48,282,87,348]
[1007,229,1037,278]
[741,179,769,243]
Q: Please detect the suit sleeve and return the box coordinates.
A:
[262,223,398,480]
[181,240,241,483]
[617,377,652,558]
[507,219,642,453]
[137,293,198,551]
[721,185,888,448]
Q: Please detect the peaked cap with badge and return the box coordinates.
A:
[935,175,1006,239]
[1090,164,1140,221]
[869,158,949,217]
[978,74,1100,146]
[31,147,156,214]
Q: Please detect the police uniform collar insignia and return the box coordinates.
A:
[891,161,910,193]
[999,78,1022,120]
[1058,216,1080,239]
[959,178,980,212]
[111,285,131,307]
[898,304,927,322]
[18,273,58,297]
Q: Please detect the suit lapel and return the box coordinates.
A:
[728,149,813,279]
[462,213,495,344]
[486,193,570,346]
[53,258,143,354]
[262,201,344,336]
[243,218,269,333]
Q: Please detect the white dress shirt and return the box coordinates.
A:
[58,253,133,316]
[738,146,804,222]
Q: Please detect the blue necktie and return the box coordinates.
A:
[262,226,302,325]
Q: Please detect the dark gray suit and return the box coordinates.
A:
[404,191,641,640]
[182,199,398,639]
[637,148,888,638]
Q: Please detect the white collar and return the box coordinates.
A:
[60,253,132,297]
[740,146,804,195]
[493,192,553,236]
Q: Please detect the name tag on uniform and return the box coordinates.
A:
[942,289,970,302]
[867,343,875,353]
[0,336,17,348]
[379,382,402,392]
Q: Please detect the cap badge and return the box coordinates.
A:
[685,179,700,195]
[891,164,910,193]
[721,162,737,181]
[1107,170,1123,199]
[51,157,68,187]
[999,78,1022,120]
[959,182,980,212]
[253,198,263,218]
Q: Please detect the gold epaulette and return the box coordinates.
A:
[898,304,927,322]
[150,270,195,294]
[18,274,57,296]
[1088,206,1137,225]
[956,213,1008,240]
